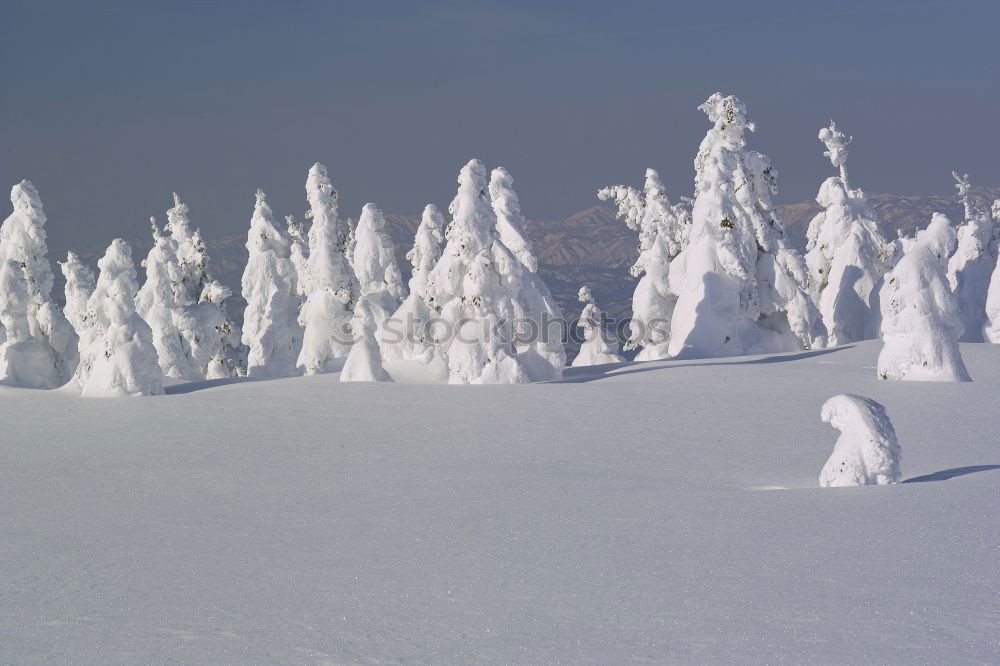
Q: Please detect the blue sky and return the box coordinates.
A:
[1,0,998,247]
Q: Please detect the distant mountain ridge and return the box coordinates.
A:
[51,185,1000,330]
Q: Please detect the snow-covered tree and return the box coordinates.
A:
[946,172,996,341]
[804,122,888,345]
[60,251,95,336]
[352,203,405,337]
[286,214,310,300]
[136,217,192,379]
[572,286,624,367]
[489,167,566,378]
[340,300,392,382]
[74,239,163,397]
[877,213,970,382]
[426,159,528,384]
[818,394,901,487]
[667,93,826,358]
[296,163,359,374]
[0,180,78,388]
[382,203,446,362]
[241,189,302,378]
[598,168,689,360]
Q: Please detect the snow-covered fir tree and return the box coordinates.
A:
[135,217,192,379]
[425,159,528,384]
[352,203,406,339]
[74,239,163,397]
[489,167,566,379]
[804,122,888,345]
[946,172,996,342]
[340,300,393,382]
[818,394,901,487]
[0,180,78,388]
[296,163,359,374]
[571,286,624,367]
[241,189,302,378]
[877,213,970,382]
[667,93,826,358]
[286,214,310,301]
[598,168,689,360]
[382,203,446,363]
[60,251,95,336]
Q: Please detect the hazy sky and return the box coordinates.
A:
[2,0,998,249]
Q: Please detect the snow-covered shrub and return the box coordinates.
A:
[598,169,688,360]
[667,93,826,358]
[382,204,446,362]
[425,159,528,384]
[340,300,392,382]
[352,202,406,342]
[297,163,359,374]
[877,213,971,382]
[0,180,78,388]
[804,122,888,345]
[241,189,302,378]
[818,394,900,487]
[60,251,95,336]
[489,167,565,379]
[572,286,624,367]
[946,172,996,341]
[74,239,163,397]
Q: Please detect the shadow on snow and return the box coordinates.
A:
[902,465,1000,484]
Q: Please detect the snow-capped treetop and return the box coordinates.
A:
[91,239,142,327]
[246,190,291,257]
[165,192,194,247]
[489,167,538,272]
[304,163,357,303]
[407,204,445,298]
[444,159,496,265]
[353,203,405,303]
[947,172,996,341]
[3,180,56,302]
[60,251,95,333]
[818,394,901,487]
[818,121,852,185]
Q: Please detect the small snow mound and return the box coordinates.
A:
[818,394,900,487]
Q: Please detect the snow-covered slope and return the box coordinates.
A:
[2,341,997,663]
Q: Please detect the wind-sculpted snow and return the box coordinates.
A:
[2,341,998,662]
[819,394,901,487]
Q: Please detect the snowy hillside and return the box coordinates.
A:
[2,340,998,663]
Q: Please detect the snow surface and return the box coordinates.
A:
[2,340,997,663]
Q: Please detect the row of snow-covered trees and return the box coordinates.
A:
[598,92,1000,382]
[3,92,997,394]
[0,159,569,395]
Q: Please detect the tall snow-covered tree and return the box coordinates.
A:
[489,166,566,379]
[74,239,163,397]
[0,180,78,388]
[667,93,826,358]
[804,122,888,346]
[598,168,689,360]
[818,394,901,487]
[296,163,359,374]
[977,201,1000,343]
[382,203,446,362]
[877,213,970,382]
[425,159,528,384]
[241,189,302,378]
[60,251,95,336]
[136,217,193,379]
[286,214,310,300]
[352,203,406,337]
[572,286,624,367]
[946,172,996,342]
